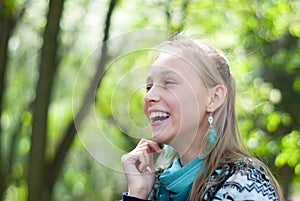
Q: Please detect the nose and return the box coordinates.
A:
[144,84,161,103]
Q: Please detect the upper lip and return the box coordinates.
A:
[147,108,169,115]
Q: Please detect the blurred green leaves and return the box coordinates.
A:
[276,131,300,172]
[1,0,300,200]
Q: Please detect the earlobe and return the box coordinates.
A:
[206,85,227,112]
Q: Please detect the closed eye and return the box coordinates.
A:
[146,83,153,92]
[165,80,176,85]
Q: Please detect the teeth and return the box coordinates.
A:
[150,112,170,122]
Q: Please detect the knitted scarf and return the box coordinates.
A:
[157,156,205,201]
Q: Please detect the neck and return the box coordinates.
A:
[179,150,200,166]
[172,134,205,166]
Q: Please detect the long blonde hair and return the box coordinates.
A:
[154,34,283,200]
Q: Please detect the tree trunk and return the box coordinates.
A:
[281,165,293,199]
[0,5,12,199]
[0,1,25,199]
[27,0,65,200]
[45,0,118,199]
[260,34,300,198]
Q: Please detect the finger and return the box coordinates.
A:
[135,146,155,167]
[123,139,160,173]
[142,149,152,171]
[140,150,156,173]
[138,151,148,172]
[122,150,149,175]
[138,139,161,153]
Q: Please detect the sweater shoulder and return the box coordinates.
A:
[204,158,279,201]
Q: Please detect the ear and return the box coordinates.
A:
[206,85,227,112]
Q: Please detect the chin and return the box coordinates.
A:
[152,132,173,145]
[152,134,165,144]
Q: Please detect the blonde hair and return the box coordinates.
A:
[154,33,284,200]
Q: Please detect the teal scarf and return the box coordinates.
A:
[157,156,205,201]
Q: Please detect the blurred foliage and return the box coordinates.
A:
[1,0,300,200]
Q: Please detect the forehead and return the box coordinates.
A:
[148,54,200,79]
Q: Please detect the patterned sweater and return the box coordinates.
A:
[122,158,279,201]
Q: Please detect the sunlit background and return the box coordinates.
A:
[0,0,300,200]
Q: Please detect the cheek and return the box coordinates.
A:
[142,99,147,115]
[181,90,203,116]
[180,88,198,105]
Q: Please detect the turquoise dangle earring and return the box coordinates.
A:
[208,113,217,146]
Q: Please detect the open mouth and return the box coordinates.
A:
[150,111,170,123]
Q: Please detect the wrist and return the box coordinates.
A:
[128,188,150,200]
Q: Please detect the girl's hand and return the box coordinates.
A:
[121,139,161,199]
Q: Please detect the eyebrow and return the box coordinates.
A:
[146,70,179,82]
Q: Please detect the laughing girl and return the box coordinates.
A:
[121,34,283,201]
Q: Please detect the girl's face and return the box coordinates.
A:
[143,54,211,148]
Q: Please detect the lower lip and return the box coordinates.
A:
[151,117,169,127]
